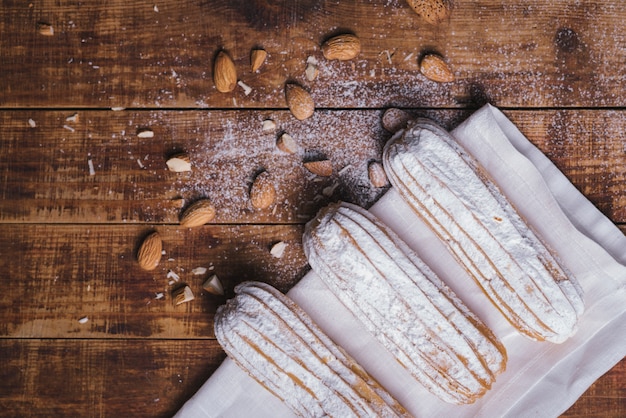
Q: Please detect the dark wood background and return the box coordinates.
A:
[1,1,624,416]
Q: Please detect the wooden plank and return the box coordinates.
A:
[1,1,623,416]
[562,358,626,417]
[0,109,392,224]
[504,110,626,223]
[0,224,307,338]
[0,339,226,418]
[0,109,624,224]
[0,339,623,418]
[2,1,626,108]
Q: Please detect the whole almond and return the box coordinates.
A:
[285,83,315,120]
[250,172,276,209]
[382,108,411,133]
[180,199,216,227]
[419,54,455,83]
[250,49,267,72]
[322,34,361,61]
[405,0,452,24]
[368,161,389,188]
[137,232,162,271]
[214,50,237,93]
[304,159,332,177]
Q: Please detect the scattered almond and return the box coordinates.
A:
[87,158,96,176]
[250,49,267,72]
[305,56,319,81]
[250,172,276,209]
[285,83,315,120]
[322,181,339,197]
[166,270,180,282]
[304,159,333,177]
[166,153,192,172]
[382,108,411,132]
[65,113,79,123]
[237,80,252,95]
[262,119,276,132]
[37,22,54,36]
[420,53,455,82]
[137,128,154,138]
[192,267,208,275]
[405,0,452,24]
[202,274,224,295]
[322,34,361,61]
[214,50,238,93]
[270,241,289,258]
[137,231,162,271]
[171,197,185,209]
[172,285,195,306]
[276,133,299,154]
[180,199,216,228]
[368,161,389,188]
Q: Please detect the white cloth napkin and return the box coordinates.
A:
[175,104,626,418]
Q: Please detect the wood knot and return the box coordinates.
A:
[554,27,580,53]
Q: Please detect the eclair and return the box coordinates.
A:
[382,118,584,343]
[304,202,507,404]
[215,281,410,417]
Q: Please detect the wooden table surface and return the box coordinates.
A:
[1,1,624,416]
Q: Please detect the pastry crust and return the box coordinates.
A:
[215,281,410,417]
[304,202,507,404]
[382,118,584,343]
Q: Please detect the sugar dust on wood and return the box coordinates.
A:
[156,110,391,223]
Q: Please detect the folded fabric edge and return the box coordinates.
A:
[173,357,291,418]
[485,104,626,265]
[500,297,626,417]
[452,104,626,416]
[175,105,625,417]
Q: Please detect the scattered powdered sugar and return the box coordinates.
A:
[214,281,407,417]
[303,202,506,404]
[154,109,391,226]
[383,120,584,342]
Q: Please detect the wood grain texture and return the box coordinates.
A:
[562,358,626,417]
[505,110,626,222]
[1,1,626,108]
[0,341,622,418]
[0,109,625,224]
[1,0,624,416]
[0,339,226,418]
[0,224,308,338]
[0,109,392,224]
